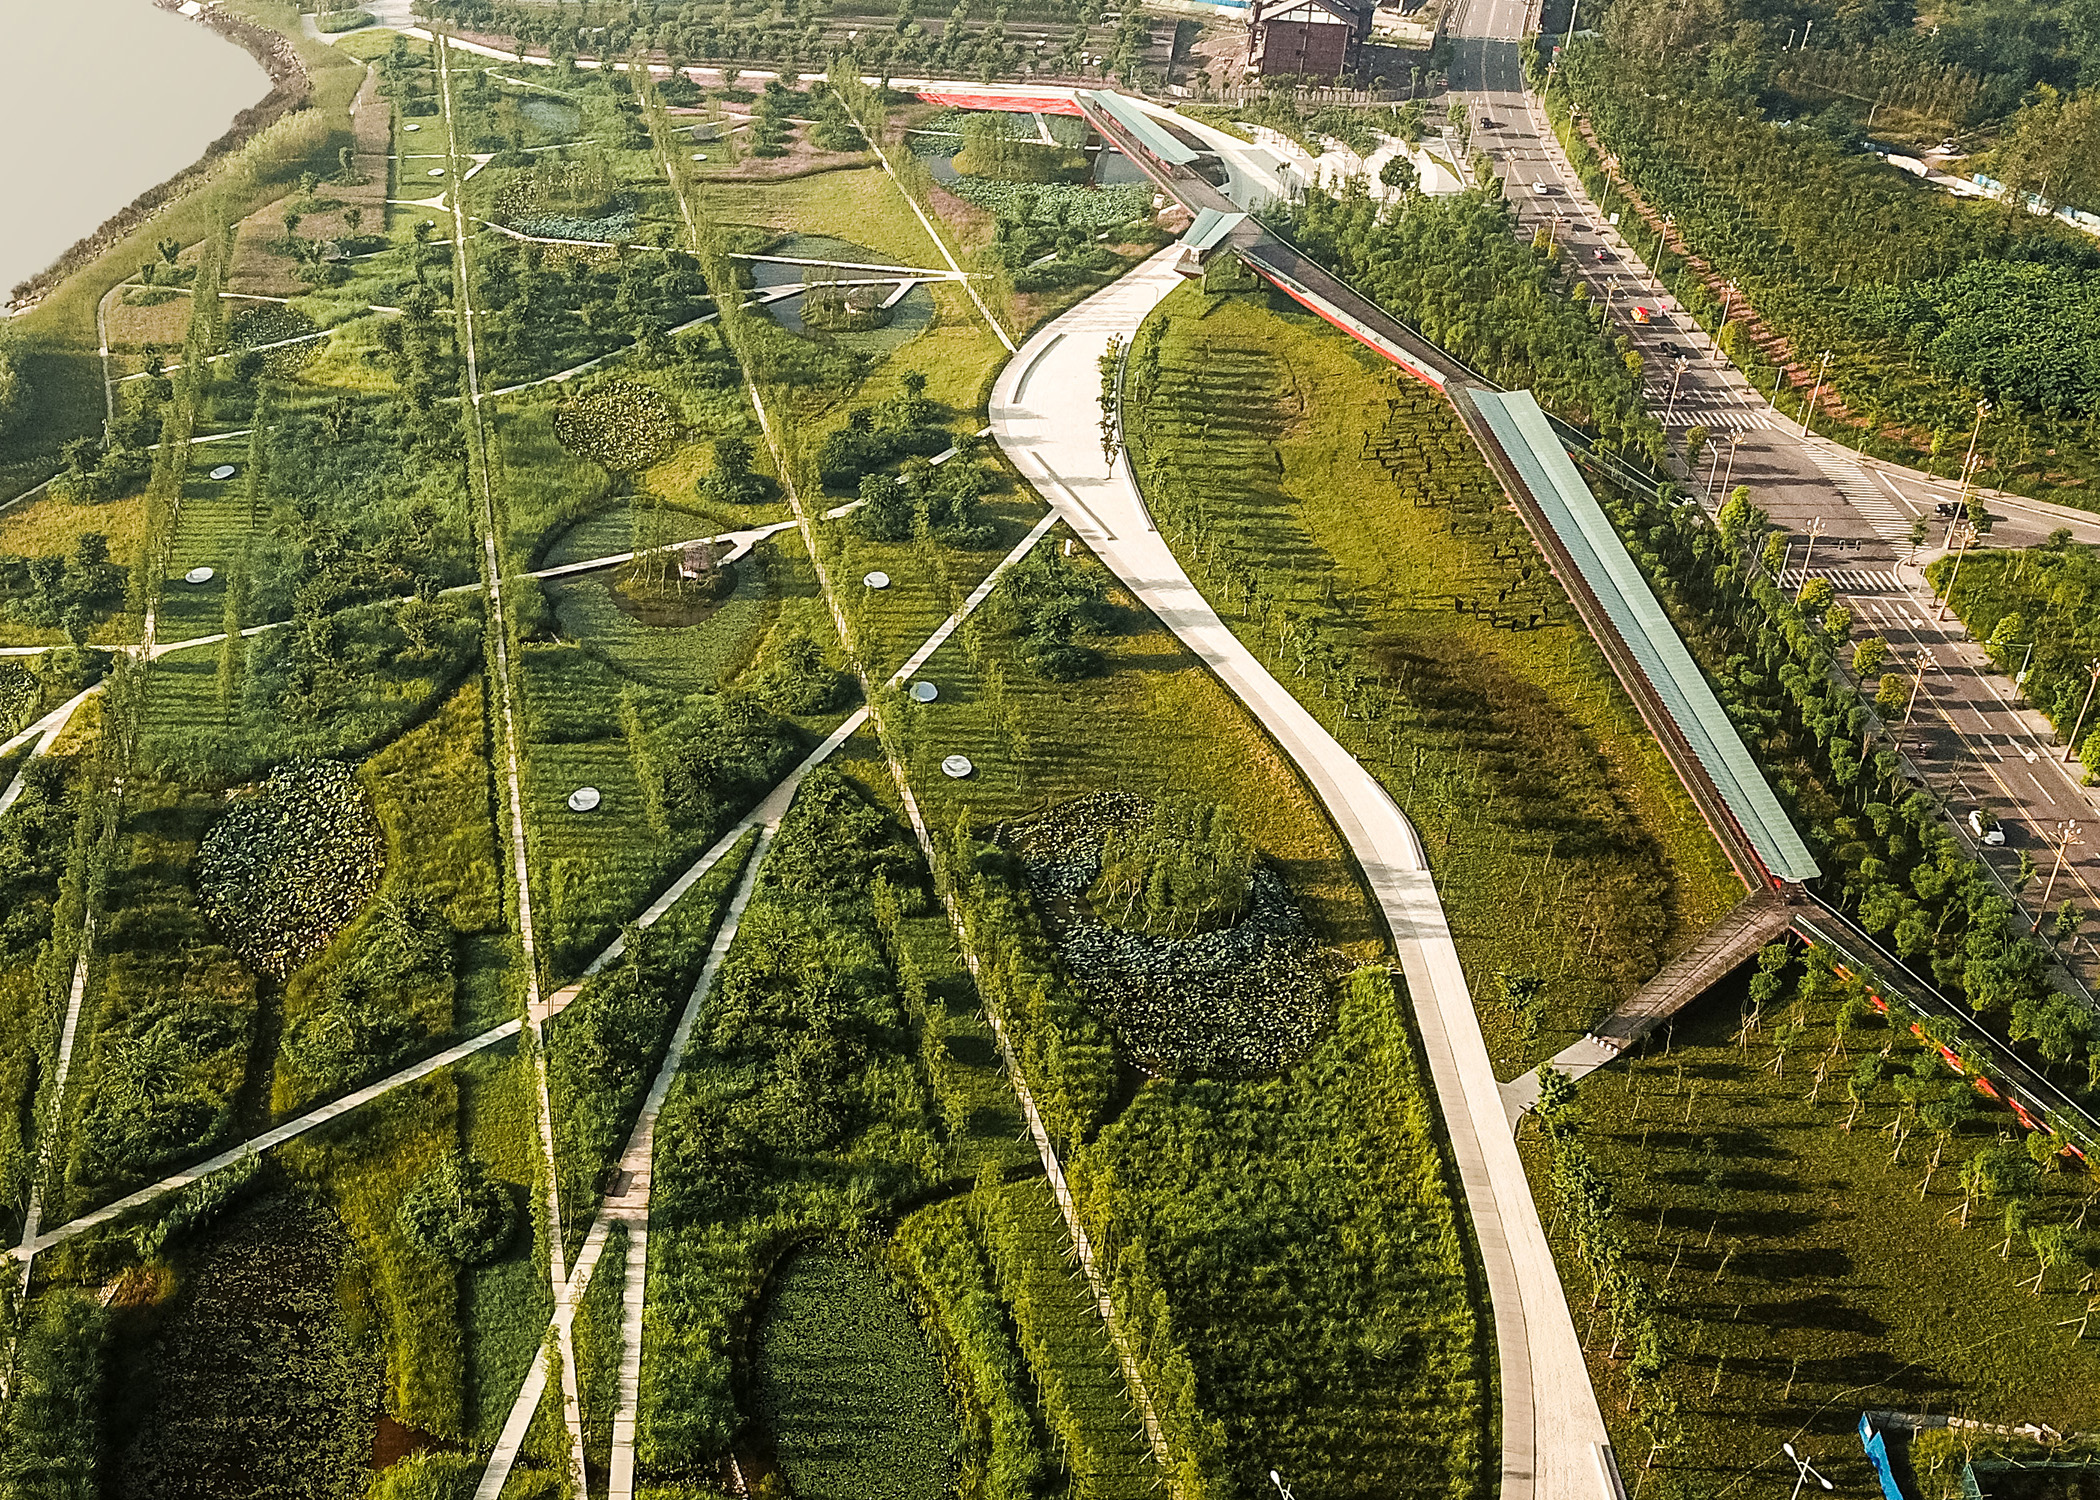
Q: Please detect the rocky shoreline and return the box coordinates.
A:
[6,0,314,310]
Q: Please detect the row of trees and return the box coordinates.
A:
[1277,186,1667,466]
[1614,478,2099,1100]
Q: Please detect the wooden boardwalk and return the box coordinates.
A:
[1503,887,1795,1120]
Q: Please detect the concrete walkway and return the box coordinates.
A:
[989,247,1619,1500]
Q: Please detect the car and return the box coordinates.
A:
[1532,181,1551,196]
[1631,305,1652,324]
[1479,115,1498,129]
[1969,809,2005,846]
[1939,138,1960,154]
[1660,341,1686,357]
[1935,500,1960,517]
[1593,247,1612,260]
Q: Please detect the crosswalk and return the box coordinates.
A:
[1783,565,1905,594]
[1816,453,1918,545]
[1660,408,1778,433]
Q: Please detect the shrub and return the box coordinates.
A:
[397,1151,514,1265]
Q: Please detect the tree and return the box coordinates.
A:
[1877,671,1909,715]
[699,434,767,505]
[854,473,914,542]
[1379,154,1420,203]
[2056,900,2086,943]
[397,1152,515,1264]
[1852,635,1889,679]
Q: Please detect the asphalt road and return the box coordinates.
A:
[1441,0,2100,982]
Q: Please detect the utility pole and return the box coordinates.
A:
[1715,278,1738,362]
[2068,656,2100,766]
[1665,356,1689,426]
[1797,349,1831,438]
[1934,519,1979,623]
[2033,821,2083,931]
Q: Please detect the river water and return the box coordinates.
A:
[0,0,269,299]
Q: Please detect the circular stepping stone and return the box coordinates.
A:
[427,167,446,177]
[183,567,215,585]
[567,787,603,812]
[208,464,236,480]
[940,754,974,779]
[909,681,937,702]
[864,570,890,589]
[405,123,422,131]
[691,151,709,160]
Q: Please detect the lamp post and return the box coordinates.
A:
[1269,1471,1298,1500]
[1898,649,1934,754]
[1665,356,1689,426]
[1720,431,1743,497]
[1798,349,1832,438]
[2067,656,2100,766]
[1784,1443,1833,1500]
[2033,821,2082,932]
[1796,515,1827,588]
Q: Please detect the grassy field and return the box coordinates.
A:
[753,1245,960,1500]
[1524,963,2100,1497]
[1123,284,1743,1070]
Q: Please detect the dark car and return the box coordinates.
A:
[1593,247,1612,261]
[1935,501,1959,517]
[1479,115,1497,129]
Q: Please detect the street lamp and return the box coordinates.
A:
[1795,515,1827,589]
[2033,821,2083,931]
[1665,356,1689,426]
[1784,1443,1834,1500]
[2067,656,2100,766]
[1934,519,1979,623]
[1269,1471,1298,1500]
[1897,649,1934,754]
[1798,350,1832,438]
[1958,399,1990,500]
[1720,431,1744,497]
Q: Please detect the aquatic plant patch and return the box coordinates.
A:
[1007,792,1337,1074]
[552,380,680,473]
[195,758,384,976]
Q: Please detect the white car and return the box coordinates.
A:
[1531,181,1551,196]
[1969,809,2005,846]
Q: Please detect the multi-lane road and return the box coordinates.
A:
[1440,0,2100,981]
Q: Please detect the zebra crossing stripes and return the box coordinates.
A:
[1817,454,1917,545]
[1661,408,1776,433]
[1791,566,1904,594]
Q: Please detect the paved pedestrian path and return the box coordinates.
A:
[990,247,1617,1500]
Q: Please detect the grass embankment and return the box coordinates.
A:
[1124,284,1742,1070]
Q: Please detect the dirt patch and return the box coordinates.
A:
[688,119,875,182]
[371,1414,444,1469]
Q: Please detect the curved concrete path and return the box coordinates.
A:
[989,248,1618,1500]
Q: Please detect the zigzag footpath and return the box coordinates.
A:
[990,247,1620,1500]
